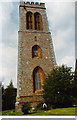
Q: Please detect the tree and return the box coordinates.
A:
[2,85,4,94]
[0,82,2,111]
[2,80,17,111]
[73,59,77,104]
[2,85,4,111]
[43,65,74,108]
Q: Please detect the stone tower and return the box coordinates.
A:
[15,1,56,111]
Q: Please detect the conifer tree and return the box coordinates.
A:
[2,80,17,110]
[43,65,74,108]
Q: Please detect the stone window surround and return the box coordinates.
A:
[26,11,43,30]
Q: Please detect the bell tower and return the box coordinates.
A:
[15,1,56,111]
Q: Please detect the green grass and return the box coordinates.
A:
[1,107,77,116]
[2,110,23,116]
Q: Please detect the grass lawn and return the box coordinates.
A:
[1,107,77,116]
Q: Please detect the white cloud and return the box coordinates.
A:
[47,2,75,33]
[58,56,75,70]
[53,27,75,51]
[0,0,19,2]
[46,2,75,71]
[0,2,14,22]
[0,2,18,88]
[0,44,17,87]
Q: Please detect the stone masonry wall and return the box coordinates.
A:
[15,1,56,111]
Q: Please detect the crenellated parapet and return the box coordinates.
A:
[20,1,45,8]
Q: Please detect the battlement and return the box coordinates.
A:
[20,1,45,8]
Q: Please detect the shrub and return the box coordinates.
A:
[22,102,31,114]
[35,102,44,111]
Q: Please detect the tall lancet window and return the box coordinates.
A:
[34,12,42,30]
[26,12,33,29]
[33,66,44,93]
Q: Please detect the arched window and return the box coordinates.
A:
[34,12,42,30]
[26,12,33,29]
[32,45,42,58]
[35,70,41,90]
[33,66,44,93]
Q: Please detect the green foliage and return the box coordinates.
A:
[43,65,75,108]
[73,60,77,104]
[0,82,2,111]
[2,85,4,93]
[22,102,31,114]
[35,102,44,111]
[2,80,17,111]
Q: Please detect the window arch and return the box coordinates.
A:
[32,45,42,58]
[26,12,33,29]
[34,12,42,30]
[33,66,44,93]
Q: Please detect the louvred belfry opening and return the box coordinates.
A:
[26,12,33,29]
[34,12,42,30]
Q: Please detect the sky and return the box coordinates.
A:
[0,0,76,88]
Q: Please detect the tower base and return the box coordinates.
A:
[15,94,44,112]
